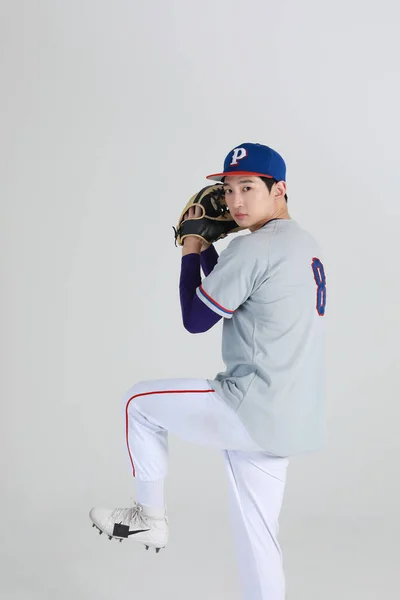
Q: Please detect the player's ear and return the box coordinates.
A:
[274,181,287,200]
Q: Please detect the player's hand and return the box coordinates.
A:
[182,205,210,252]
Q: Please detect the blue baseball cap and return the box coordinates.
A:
[206,142,286,182]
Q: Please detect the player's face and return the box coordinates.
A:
[222,176,288,232]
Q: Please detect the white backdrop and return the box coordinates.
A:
[1,1,399,599]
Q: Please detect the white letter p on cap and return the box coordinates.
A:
[230,147,247,166]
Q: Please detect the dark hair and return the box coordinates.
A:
[260,177,288,203]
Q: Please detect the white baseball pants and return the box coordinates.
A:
[124,378,289,600]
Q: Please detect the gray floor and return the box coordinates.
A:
[281,516,398,600]
[2,493,397,600]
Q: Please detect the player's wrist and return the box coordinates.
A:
[200,242,212,252]
[182,236,202,255]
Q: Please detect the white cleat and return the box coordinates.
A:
[89,502,168,552]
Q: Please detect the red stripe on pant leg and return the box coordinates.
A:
[125,388,215,477]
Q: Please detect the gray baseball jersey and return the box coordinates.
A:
[196,218,327,457]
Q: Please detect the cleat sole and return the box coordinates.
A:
[91,522,164,551]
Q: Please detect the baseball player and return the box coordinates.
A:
[89,142,327,600]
